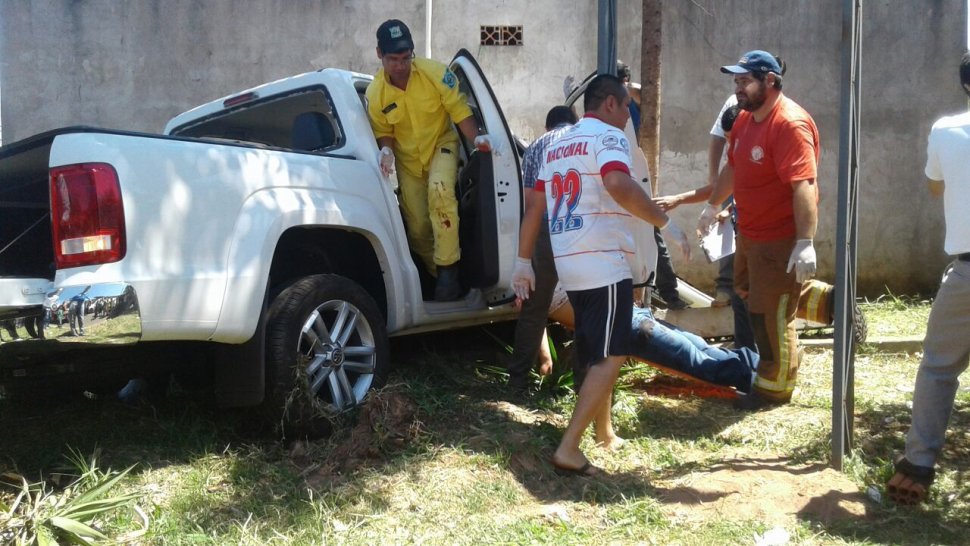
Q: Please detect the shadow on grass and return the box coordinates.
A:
[0,386,251,476]
[0,384,339,540]
[789,398,970,544]
[378,323,716,505]
[390,325,970,542]
[633,395,745,441]
[2,323,968,544]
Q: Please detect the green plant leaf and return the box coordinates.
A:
[66,464,135,510]
[57,495,139,521]
[35,524,58,546]
[50,515,106,542]
[7,479,30,516]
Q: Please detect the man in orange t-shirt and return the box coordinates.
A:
[698,50,820,409]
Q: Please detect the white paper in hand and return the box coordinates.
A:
[699,220,735,263]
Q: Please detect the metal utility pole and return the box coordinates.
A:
[832,0,863,471]
[640,0,662,194]
[597,0,617,76]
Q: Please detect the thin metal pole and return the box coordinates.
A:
[597,0,617,76]
[833,0,862,471]
[424,0,433,58]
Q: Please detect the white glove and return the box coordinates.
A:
[510,257,535,301]
[787,239,817,283]
[474,134,502,156]
[562,75,576,99]
[661,220,692,262]
[696,203,719,238]
[378,146,395,177]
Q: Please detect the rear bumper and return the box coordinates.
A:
[0,278,50,320]
[0,281,141,349]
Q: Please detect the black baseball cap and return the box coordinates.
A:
[377,19,414,54]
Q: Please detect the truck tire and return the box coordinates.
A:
[264,274,389,436]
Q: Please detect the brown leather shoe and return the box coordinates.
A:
[733,390,789,411]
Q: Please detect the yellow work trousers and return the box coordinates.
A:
[797,279,834,325]
[396,138,460,275]
[734,234,838,401]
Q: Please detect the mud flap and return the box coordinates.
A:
[213,286,268,408]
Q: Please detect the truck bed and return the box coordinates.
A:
[0,129,64,280]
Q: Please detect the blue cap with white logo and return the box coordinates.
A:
[720,50,782,75]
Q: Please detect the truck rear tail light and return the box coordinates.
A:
[223,91,258,107]
[49,163,126,268]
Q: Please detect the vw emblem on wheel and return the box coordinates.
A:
[330,347,344,366]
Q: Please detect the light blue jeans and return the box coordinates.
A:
[905,258,970,468]
[630,307,758,393]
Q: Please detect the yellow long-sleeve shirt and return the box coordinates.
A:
[366,57,473,178]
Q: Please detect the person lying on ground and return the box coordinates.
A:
[545,284,759,394]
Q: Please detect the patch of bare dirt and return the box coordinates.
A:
[301,391,422,489]
[656,455,871,525]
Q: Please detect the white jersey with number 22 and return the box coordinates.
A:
[534,115,635,291]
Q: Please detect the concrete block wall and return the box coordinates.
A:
[657,0,964,295]
[0,0,964,295]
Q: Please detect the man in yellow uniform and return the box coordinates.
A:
[366,19,497,301]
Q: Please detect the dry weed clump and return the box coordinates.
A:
[302,390,423,487]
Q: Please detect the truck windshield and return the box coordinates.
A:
[174,87,342,151]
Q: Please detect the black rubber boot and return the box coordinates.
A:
[826,289,868,344]
[733,389,789,411]
[434,264,462,301]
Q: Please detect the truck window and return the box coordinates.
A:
[354,78,370,113]
[174,87,343,152]
[449,66,485,158]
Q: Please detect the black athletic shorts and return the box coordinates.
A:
[567,278,633,390]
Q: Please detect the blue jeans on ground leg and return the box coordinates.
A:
[629,307,758,392]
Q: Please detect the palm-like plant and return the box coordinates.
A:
[0,448,146,545]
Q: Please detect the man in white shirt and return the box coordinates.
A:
[887,52,970,505]
[512,74,689,476]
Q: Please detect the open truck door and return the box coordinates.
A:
[448,49,522,305]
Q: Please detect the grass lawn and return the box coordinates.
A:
[2,299,968,545]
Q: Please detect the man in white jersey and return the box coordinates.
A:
[885,52,970,505]
[512,74,689,476]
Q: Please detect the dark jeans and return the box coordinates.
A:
[731,292,756,351]
[70,304,85,335]
[0,320,18,340]
[508,224,557,389]
[630,307,758,393]
[653,227,679,301]
[715,197,737,294]
[716,253,734,294]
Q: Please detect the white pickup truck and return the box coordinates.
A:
[0,50,531,422]
[0,54,657,430]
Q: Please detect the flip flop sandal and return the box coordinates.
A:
[552,460,601,477]
[886,457,935,505]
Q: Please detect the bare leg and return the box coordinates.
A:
[594,391,626,450]
[633,286,646,308]
[537,328,553,376]
[552,355,624,469]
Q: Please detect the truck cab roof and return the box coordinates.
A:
[164,68,379,164]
